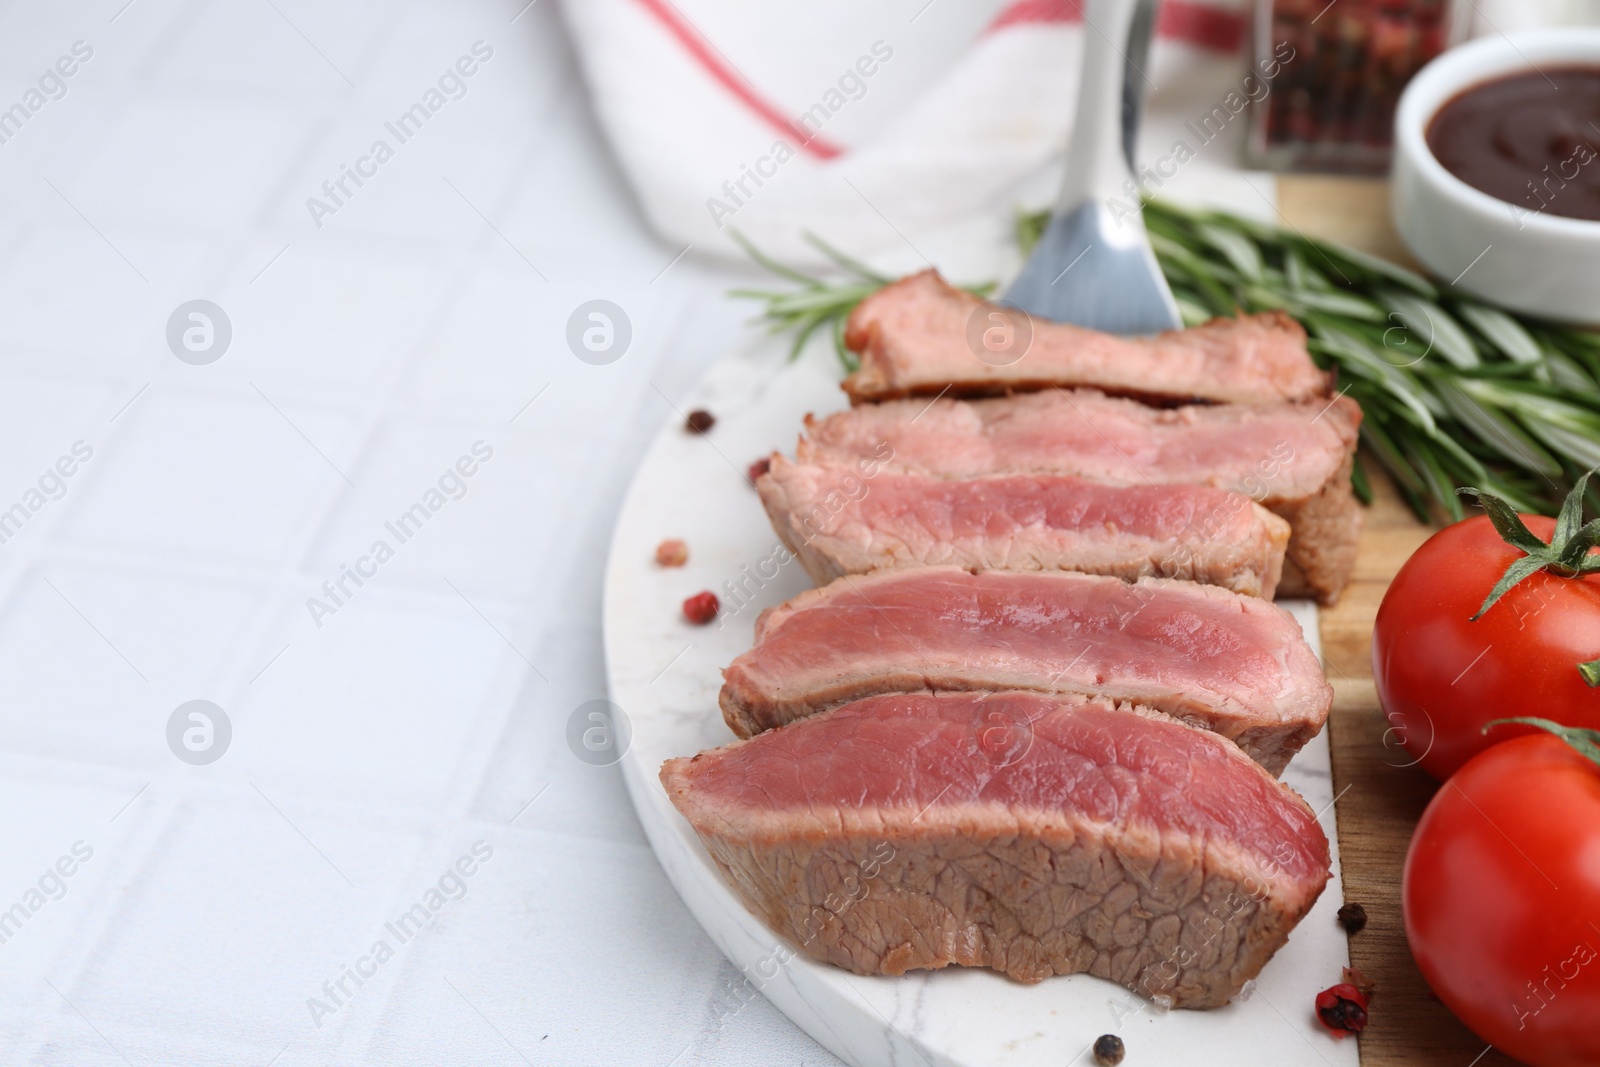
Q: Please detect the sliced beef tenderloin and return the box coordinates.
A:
[756,455,1290,598]
[663,690,1331,1007]
[799,388,1362,605]
[719,566,1331,775]
[841,270,1331,406]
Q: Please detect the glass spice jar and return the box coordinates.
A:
[1247,0,1471,172]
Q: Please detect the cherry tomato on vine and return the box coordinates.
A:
[1373,476,1600,780]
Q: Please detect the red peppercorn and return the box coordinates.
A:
[682,590,719,625]
[747,456,771,483]
[685,409,715,434]
[1315,982,1370,1036]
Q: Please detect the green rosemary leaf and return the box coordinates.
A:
[1140,208,1200,252]
[802,231,894,285]
[1528,422,1600,470]
[1152,238,1238,315]
[1171,290,1214,328]
[1464,375,1600,409]
[1285,247,1335,293]
[831,313,857,373]
[1016,210,1049,255]
[787,308,832,363]
[728,229,819,286]
[1418,414,1491,485]
[1149,233,1242,287]
[1307,325,1439,429]
[755,284,876,316]
[1455,303,1543,364]
[1356,417,1430,518]
[1351,451,1374,505]
[1296,236,1437,297]
[1465,384,1600,468]
[1289,288,1388,321]
[1379,291,1480,368]
[1195,222,1264,281]
[1241,284,1292,312]
[1433,379,1562,477]
[1545,350,1597,391]
[1543,324,1600,356]
[1534,329,1600,386]
[1402,426,1468,522]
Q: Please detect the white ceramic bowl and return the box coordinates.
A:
[1393,29,1600,324]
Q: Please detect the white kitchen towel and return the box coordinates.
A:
[559,0,1262,266]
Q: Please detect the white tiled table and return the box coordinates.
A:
[0,1,840,1062]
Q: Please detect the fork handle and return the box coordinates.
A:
[1054,0,1146,213]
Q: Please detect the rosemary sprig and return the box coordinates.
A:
[733,202,1600,522]
[726,231,890,368]
[728,230,993,372]
[1109,200,1600,521]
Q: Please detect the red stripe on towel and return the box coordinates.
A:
[988,0,1246,54]
[634,0,845,159]
[989,0,1086,31]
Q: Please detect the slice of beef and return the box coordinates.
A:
[757,456,1290,597]
[719,566,1331,775]
[663,690,1331,1007]
[842,270,1332,406]
[799,388,1362,605]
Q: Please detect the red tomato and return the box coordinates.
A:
[1404,733,1600,1067]
[1372,515,1600,780]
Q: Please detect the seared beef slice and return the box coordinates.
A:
[800,388,1362,604]
[757,456,1290,597]
[720,566,1331,775]
[842,270,1332,406]
[662,691,1331,1007]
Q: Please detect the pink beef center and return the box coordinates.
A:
[850,473,1256,543]
[686,692,1326,882]
[758,572,1288,695]
[803,389,1355,497]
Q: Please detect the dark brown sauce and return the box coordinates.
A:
[1427,66,1600,222]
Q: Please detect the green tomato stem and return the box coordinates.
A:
[1484,717,1600,769]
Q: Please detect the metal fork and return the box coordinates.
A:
[1004,0,1180,334]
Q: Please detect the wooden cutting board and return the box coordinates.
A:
[1277,177,1520,1067]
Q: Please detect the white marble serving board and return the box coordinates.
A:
[602,332,1358,1067]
